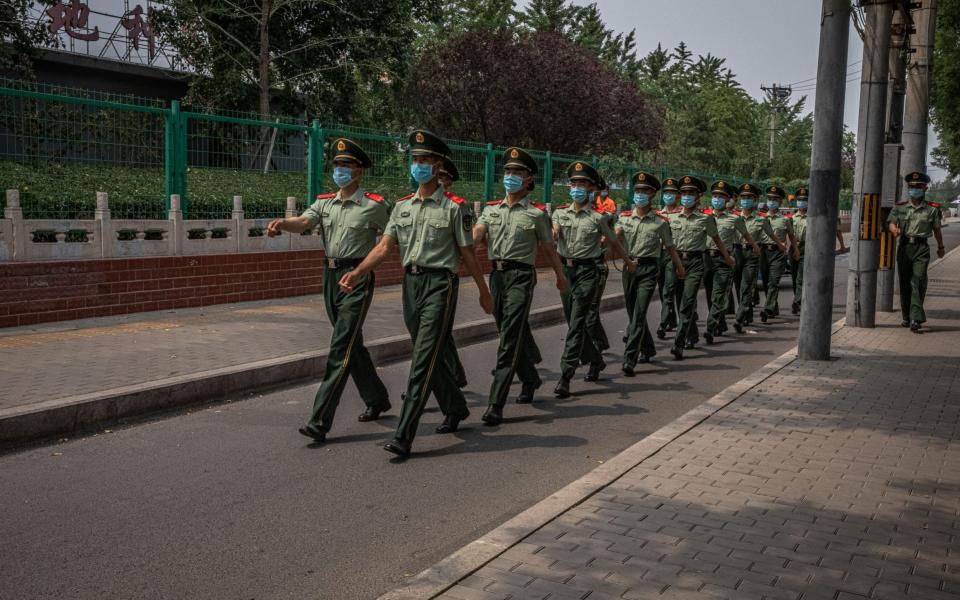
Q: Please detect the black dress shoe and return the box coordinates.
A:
[656,327,666,340]
[901,319,910,328]
[760,309,768,323]
[684,341,695,350]
[791,302,800,315]
[670,347,684,361]
[358,402,390,422]
[734,320,744,333]
[554,377,571,398]
[639,354,652,363]
[435,414,464,434]
[910,320,922,333]
[298,422,326,443]
[622,364,636,377]
[516,382,539,404]
[704,332,714,345]
[384,439,411,457]
[481,406,503,425]
[584,361,606,382]
[622,335,628,343]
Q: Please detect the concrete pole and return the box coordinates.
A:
[798,0,852,361]
[845,0,894,329]
[901,0,937,185]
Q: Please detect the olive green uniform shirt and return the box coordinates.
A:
[616,210,674,258]
[793,213,808,243]
[759,212,793,245]
[742,212,777,245]
[477,197,552,265]
[551,204,617,259]
[670,210,719,252]
[708,210,748,250]
[301,188,388,259]
[887,201,942,237]
[384,185,473,273]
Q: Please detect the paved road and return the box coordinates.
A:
[2,228,957,600]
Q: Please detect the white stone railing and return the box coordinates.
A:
[0,190,326,261]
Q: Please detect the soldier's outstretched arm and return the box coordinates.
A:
[713,235,736,267]
[267,215,312,236]
[339,235,395,292]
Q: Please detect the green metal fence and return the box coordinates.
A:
[0,79,766,220]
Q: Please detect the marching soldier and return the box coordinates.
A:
[790,187,809,315]
[473,147,569,425]
[888,171,946,332]
[758,185,799,322]
[587,179,617,352]
[339,130,494,457]
[656,178,683,339]
[669,176,735,360]
[552,161,635,398]
[733,183,784,332]
[437,156,470,389]
[616,172,685,375]
[703,180,761,343]
[267,138,391,444]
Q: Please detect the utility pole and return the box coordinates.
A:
[798,0,852,360]
[846,0,894,329]
[761,84,793,161]
[901,0,937,190]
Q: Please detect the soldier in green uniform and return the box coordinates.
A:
[888,171,946,332]
[437,156,470,389]
[790,187,810,315]
[586,179,615,353]
[340,130,494,457]
[616,171,685,375]
[734,184,785,332]
[552,161,635,398]
[473,147,569,425]
[656,178,683,339]
[267,138,391,444]
[703,180,761,343]
[669,176,735,360]
[758,185,800,322]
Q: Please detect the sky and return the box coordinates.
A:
[566,0,946,181]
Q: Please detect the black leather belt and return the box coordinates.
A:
[733,244,746,250]
[678,250,703,260]
[324,257,363,269]
[491,259,534,271]
[901,235,929,245]
[706,249,720,257]
[764,244,780,251]
[560,256,601,267]
[405,264,449,275]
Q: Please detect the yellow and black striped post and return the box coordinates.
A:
[859,193,881,241]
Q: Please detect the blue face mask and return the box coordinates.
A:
[633,193,650,207]
[503,174,524,194]
[410,162,434,184]
[600,190,609,198]
[908,188,925,199]
[662,193,677,206]
[767,201,779,211]
[740,198,755,210]
[332,166,354,188]
[569,186,588,203]
[796,200,808,210]
[680,195,697,208]
[711,196,725,210]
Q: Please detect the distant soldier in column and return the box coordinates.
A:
[437,156,470,389]
[267,138,391,444]
[617,171,685,375]
[656,178,683,339]
[339,130,494,457]
[473,147,569,425]
[790,187,809,315]
[759,185,799,322]
[586,179,617,353]
[734,183,785,332]
[888,171,946,333]
[553,161,635,397]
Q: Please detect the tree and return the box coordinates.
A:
[932,0,960,177]
[405,30,662,156]
[0,0,49,77]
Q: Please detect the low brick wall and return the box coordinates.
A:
[0,246,554,328]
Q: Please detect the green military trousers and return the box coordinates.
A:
[394,271,468,445]
[762,247,787,314]
[793,251,805,307]
[705,253,733,337]
[735,251,760,324]
[622,259,660,368]
[310,267,390,431]
[441,275,467,389]
[560,263,604,379]
[658,251,679,332]
[897,239,931,323]
[488,268,541,409]
[673,253,705,351]
[585,262,610,352]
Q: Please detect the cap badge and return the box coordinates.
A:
[415,132,425,143]
[684,176,691,183]
[510,148,519,158]
[718,181,724,188]
[638,173,645,181]
[575,163,583,171]
[336,140,346,151]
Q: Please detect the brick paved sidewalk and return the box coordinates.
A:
[439,249,960,600]
[0,268,621,412]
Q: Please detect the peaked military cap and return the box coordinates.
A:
[566,160,601,186]
[711,180,733,197]
[503,147,538,174]
[766,185,786,199]
[630,171,661,191]
[408,129,451,157]
[439,156,459,182]
[795,187,809,199]
[330,137,372,168]
[678,175,706,193]
[738,182,762,196]
[904,171,931,184]
[662,177,680,191]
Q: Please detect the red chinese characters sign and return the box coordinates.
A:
[46,1,158,60]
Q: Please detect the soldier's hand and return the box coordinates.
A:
[479,289,494,314]
[793,250,801,261]
[267,219,284,237]
[752,245,762,257]
[724,255,736,268]
[556,274,570,293]
[676,265,687,279]
[938,246,946,258]
[625,259,637,273]
[777,242,786,253]
[339,271,359,293]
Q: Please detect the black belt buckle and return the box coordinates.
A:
[409,264,423,274]
[493,259,505,271]
[765,244,777,251]
[707,249,719,257]
[564,257,575,268]
[326,257,340,268]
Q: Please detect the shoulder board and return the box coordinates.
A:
[592,207,605,215]
[929,201,942,208]
[731,209,742,216]
[444,191,465,205]
[486,200,502,206]
[555,204,570,210]
[397,193,415,203]
[702,208,713,215]
[316,193,336,199]
[363,192,384,202]
[620,210,633,217]
[531,202,546,211]
[758,212,769,217]
[895,200,908,206]
[657,212,669,222]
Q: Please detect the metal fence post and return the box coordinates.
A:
[170,100,188,217]
[164,101,176,217]
[484,143,495,201]
[543,151,553,206]
[307,120,323,202]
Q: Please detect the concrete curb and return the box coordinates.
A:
[378,318,848,600]
[0,294,625,448]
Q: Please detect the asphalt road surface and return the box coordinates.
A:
[2,227,957,600]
